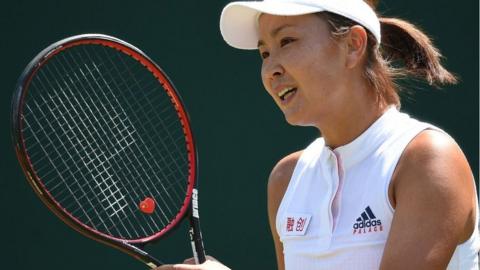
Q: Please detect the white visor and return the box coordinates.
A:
[220,0,381,50]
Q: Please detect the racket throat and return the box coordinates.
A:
[123,242,164,268]
[192,188,200,218]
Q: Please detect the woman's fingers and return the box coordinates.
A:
[183,256,219,264]
[153,257,229,270]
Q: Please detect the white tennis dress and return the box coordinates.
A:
[276,107,479,270]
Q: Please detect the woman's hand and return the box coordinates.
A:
[154,256,230,270]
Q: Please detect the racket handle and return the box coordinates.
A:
[189,225,206,264]
[189,188,206,264]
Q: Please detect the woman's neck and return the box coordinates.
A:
[319,92,388,149]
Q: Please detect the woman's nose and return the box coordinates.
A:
[262,57,284,81]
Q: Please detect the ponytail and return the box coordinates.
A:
[321,5,457,107]
[380,18,457,86]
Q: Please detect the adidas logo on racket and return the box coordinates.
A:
[352,206,383,234]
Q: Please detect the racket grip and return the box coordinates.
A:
[189,188,206,264]
[189,225,206,264]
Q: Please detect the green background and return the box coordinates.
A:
[0,0,477,269]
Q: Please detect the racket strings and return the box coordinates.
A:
[27,67,142,238]
[24,91,175,174]
[29,48,180,236]
[69,47,182,232]
[90,46,188,218]
[96,46,188,194]
[23,43,193,240]
[24,100,103,232]
[36,57,178,232]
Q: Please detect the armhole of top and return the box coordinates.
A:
[383,125,442,212]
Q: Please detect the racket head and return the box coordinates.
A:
[12,34,198,248]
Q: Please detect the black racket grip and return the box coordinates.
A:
[189,218,206,264]
[189,188,206,264]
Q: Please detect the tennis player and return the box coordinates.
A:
[157,0,479,269]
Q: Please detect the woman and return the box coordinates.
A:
[158,0,479,269]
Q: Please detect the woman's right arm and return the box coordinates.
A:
[267,151,303,270]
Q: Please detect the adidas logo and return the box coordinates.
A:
[352,206,383,234]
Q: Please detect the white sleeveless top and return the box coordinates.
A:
[276,107,479,270]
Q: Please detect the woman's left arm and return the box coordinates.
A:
[380,130,477,270]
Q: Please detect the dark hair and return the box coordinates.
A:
[319,4,457,107]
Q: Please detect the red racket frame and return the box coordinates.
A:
[11,34,205,268]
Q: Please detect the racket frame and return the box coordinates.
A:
[11,34,206,268]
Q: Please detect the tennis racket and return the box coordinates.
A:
[11,34,206,268]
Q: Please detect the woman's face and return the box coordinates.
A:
[258,13,350,127]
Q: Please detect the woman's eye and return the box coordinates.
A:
[280,37,296,47]
[260,51,270,59]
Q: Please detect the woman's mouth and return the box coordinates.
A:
[278,87,298,101]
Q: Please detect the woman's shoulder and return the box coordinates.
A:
[391,128,474,208]
[267,150,304,200]
[395,128,470,178]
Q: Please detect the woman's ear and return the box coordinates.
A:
[345,25,368,69]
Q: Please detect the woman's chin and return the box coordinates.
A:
[284,114,312,127]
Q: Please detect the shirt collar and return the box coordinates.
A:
[331,106,406,169]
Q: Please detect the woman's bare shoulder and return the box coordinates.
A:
[392,129,474,207]
[268,150,303,201]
